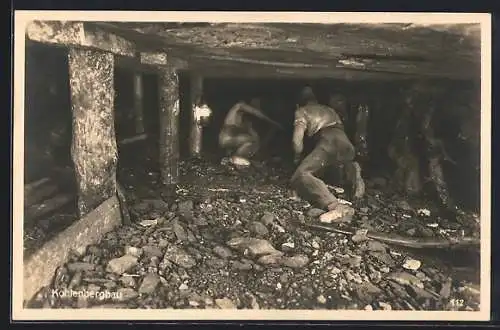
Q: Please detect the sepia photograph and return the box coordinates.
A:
[12,11,491,321]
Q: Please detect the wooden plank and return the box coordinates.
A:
[25,178,51,193]
[25,21,85,46]
[119,133,148,145]
[25,21,136,57]
[23,196,122,304]
[68,48,118,217]
[24,193,74,225]
[114,54,188,74]
[140,51,168,65]
[158,66,180,185]
[83,23,136,57]
[24,182,59,207]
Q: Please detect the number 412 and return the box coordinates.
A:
[450,299,465,307]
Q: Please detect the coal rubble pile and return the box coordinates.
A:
[29,158,480,311]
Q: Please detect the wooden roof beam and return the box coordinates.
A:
[25,20,137,57]
[114,51,189,74]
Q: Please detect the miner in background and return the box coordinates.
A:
[290,86,359,223]
[219,97,283,168]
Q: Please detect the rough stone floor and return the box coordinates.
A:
[28,156,481,311]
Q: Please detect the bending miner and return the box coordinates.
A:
[290,87,363,223]
[219,98,283,167]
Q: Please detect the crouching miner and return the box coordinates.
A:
[219,98,283,168]
[290,87,358,223]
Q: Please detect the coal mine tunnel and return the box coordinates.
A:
[22,21,484,310]
[113,73,480,212]
[23,41,481,256]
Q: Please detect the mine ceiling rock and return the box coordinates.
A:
[88,21,481,80]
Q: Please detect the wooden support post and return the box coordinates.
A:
[189,74,204,157]
[133,72,145,134]
[68,48,118,217]
[158,66,180,187]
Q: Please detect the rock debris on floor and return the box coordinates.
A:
[27,157,480,311]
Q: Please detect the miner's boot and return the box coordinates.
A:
[231,155,251,170]
[319,200,355,224]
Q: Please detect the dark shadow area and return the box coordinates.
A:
[23,42,78,259]
[114,67,161,191]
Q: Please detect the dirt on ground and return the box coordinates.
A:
[27,155,480,311]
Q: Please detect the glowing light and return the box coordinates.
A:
[193,104,212,122]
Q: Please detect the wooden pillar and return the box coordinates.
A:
[189,74,204,157]
[68,48,118,217]
[133,72,145,134]
[158,66,180,186]
[354,103,370,162]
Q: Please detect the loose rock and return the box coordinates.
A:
[378,302,392,310]
[248,221,269,236]
[67,262,95,273]
[403,258,422,271]
[120,275,137,288]
[139,274,161,294]
[116,288,139,302]
[106,256,138,275]
[194,216,209,226]
[213,246,233,259]
[226,237,280,257]
[366,240,388,253]
[355,282,383,304]
[232,260,253,271]
[125,246,143,258]
[317,295,327,304]
[407,285,437,300]
[439,278,452,299]
[319,204,355,223]
[257,253,284,265]
[260,212,276,225]
[139,219,158,227]
[458,284,480,302]
[281,242,295,252]
[173,220,188,241]
[215,297,237,309]
[281,255,309,269]
[178,200,194,213]
[387,272,424,289]
[142,245,164,258]
[417,208,431,217]
[396,200,412,211]
[163,246,197,269]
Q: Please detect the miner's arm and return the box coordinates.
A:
[292,109,307,162]
[236,102,283,129]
